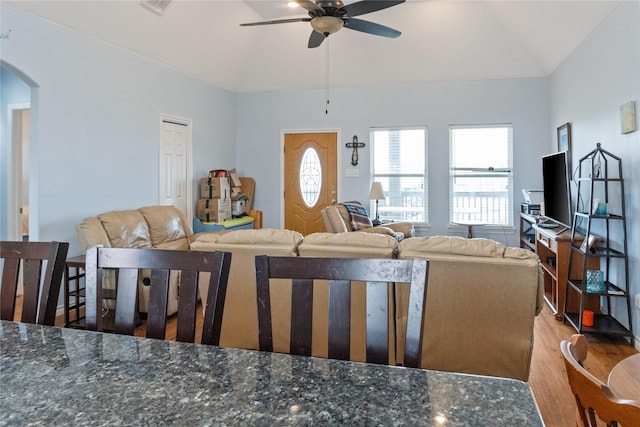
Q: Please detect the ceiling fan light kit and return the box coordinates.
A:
[311,16,344,35]
[240,0,405,48]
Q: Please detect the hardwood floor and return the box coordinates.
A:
[33,299,635,425]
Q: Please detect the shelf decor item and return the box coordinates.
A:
[586,270,605,293]
[579,234,597,253]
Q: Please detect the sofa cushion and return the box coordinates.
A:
[217,228,303,245]
[299,232,398,258]
[399,235,506,258]
[97,210,152,248]
[190,228,304,253]
[138,205,189,247]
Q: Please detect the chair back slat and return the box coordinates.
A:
[1,259,21,320]
[255,255,274,352]
[176,270,198,343]
[404,259,429,368]
[21,259,44,322]
[290,278,314,357]
[365,280,389,365]
[327,279,350,361]
[113,268,139,336]
[201,255,231,346]
[255,256,429,367]
[0,241,69,326]
[146,269,171,340]
[85,246,231,344]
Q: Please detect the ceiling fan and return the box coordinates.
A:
[240,0,406,48]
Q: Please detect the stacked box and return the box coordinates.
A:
[196,198,231,223]
[200,177,231,200]
[198,176,231,222]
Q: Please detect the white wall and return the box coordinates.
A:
[1,7,236,256]
[550,1,639,344]
[236,78,551,244]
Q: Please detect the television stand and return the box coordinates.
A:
[534,224,599,321]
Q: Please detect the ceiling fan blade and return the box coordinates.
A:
[294,0,325,15]
[308,30,326,48]
[344,18,401,38]
[341,0,405,18]
[240,17,311,26]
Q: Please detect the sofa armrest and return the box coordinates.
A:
[76,217,112,250]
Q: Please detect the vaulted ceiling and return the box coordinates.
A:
[4,0,621,93]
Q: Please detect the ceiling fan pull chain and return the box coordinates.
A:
[325,37,330,115]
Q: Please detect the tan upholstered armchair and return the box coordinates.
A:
[321,202,414,239]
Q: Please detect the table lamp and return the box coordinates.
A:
[369,182,385,226]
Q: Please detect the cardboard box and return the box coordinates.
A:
[196,198,231,223]
[200,177,230,199]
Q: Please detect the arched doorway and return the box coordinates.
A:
[1,61,37,241]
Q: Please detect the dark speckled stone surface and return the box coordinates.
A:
[0,321,543,426]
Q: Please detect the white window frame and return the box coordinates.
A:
[449,124,514,228]
[370,126,428,225]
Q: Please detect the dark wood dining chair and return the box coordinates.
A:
[561,334,640,426]
[1,241,69,326]
[85,246,231,344]
[254,255,429,367]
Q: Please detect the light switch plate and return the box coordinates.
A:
[345,169,359,177]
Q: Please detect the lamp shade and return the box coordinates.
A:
[369,182,385,200]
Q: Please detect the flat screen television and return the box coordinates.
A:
[541,151,573,228]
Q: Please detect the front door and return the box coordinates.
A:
[284,132,338,235]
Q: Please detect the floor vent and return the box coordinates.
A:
[140,0,171,16]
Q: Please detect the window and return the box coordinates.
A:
[449,125,513,226]
[370,127,428,223]
[299,147,321,207]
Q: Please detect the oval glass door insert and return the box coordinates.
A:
[300,147,322,207]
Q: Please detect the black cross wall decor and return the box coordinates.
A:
[345,135,366,166]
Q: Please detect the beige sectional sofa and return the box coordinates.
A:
[196,229,542,381]
[77,206,542,381]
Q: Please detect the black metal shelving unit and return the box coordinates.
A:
[564,143,633,345]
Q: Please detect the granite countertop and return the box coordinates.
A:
[0,321,543,426]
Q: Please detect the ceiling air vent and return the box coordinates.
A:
[140,0,171,16]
